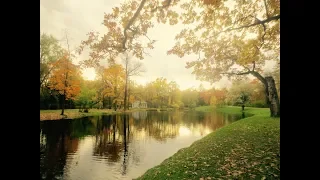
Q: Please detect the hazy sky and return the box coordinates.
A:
[40,0,275,90]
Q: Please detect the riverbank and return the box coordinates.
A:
[40,109,143,121]
[136,106,280,180]
[40,107,176,121]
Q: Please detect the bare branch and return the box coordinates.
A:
[64,29,72,58]
[128,62,144,75]
[142,49,152,57]
[242,65,251,72]
[144,34,152,41]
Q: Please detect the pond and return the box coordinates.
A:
[40,110,244,180]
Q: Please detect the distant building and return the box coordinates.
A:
[132,111,148,120]
[132,101,148,108]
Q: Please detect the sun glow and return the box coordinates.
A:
[82,68,96,80]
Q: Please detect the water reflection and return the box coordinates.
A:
[40,111,244,180]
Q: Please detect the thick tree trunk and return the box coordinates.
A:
[250,72,280,118]
[265,76,280,117]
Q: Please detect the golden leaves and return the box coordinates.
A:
[131,1,138,11]
[202,0,222,7]
[100,64,126,99]
[112,7,120,17]
[166,0,279,83]
[48,55,81,100]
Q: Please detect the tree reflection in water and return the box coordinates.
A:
[40,110,244,180]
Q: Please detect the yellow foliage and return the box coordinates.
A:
[48,55,81,100]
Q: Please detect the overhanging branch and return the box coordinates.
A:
[122,0,174,50]
[122,0,147,50]
[220,71,251,76]
[220,70,266,86]
[223,14,280,32]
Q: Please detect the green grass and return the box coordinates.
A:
[136,106,280,180]
[194,105,217,112]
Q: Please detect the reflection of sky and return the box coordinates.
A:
[63,132,208,180]
[42,111,240,180]
[61,125,213,179]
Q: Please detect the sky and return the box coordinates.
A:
[40,0,276,90]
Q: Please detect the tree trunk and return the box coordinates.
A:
[250,72,280,118]
[102,95,106,109]
[114,100,117,111]
[124,63,128,111]
[128,81,131,110]
[61,94,65,115]
[265,76,280,117]
[124,77,128,111]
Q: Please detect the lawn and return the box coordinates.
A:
[136,106,280,180]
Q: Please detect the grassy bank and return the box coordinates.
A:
[40,108,146,121]
[136,106,280,180]
[40,107,177,121]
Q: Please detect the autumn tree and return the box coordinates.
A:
[212,88,228,107]
[197,84,207,106]
[77,0,179,109]
[101,64,126,110]
[79,0,280,117]
[199,87,227,107]
[48,54,81,115]
[77,0,180,67]
[181,88,199,108]
[128,81,145,106]
[167,0,280,117]
[152,77,170,108]
[168,81,182,108]
[144,82,158,107]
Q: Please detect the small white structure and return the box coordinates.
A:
[132,101,148,108]
[132,111,148,120]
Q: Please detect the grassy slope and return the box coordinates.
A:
[136,106,280,180]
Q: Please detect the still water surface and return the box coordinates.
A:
[40,110,243,180]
